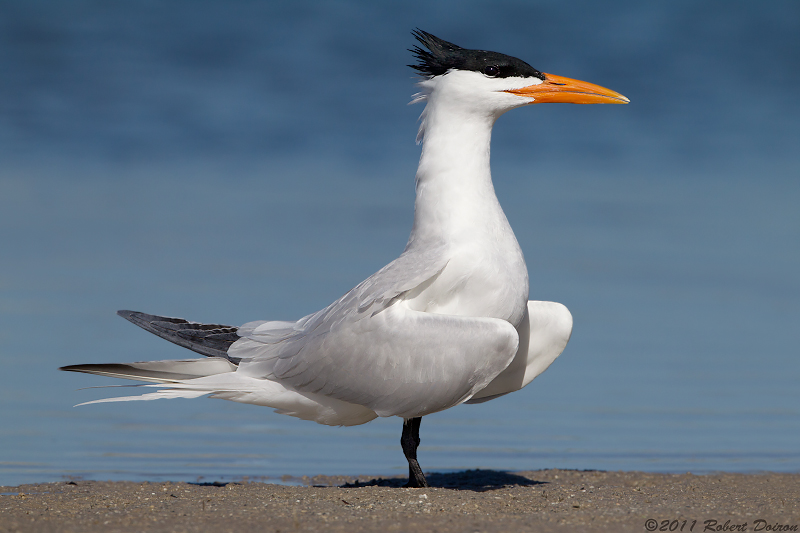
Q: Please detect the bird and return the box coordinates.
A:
[60,30,628,488]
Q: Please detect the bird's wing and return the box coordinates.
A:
[229,244,520,418]
[234,303,519,419]
[466,300,572,403]
[236,243,451,345]
[301,243,452,328]
[116,310,240,361]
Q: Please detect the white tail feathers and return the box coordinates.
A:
[64,359,378,426]
[76,388,210,406]
[60,358,237,384]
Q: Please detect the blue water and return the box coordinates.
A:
[1,1,799,486]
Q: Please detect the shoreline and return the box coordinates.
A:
[2,469,798,532]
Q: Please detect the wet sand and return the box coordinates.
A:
[2,469,798,532]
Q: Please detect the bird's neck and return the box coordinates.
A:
[407,100,508,249]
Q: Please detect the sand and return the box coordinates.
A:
[2,469,798,532]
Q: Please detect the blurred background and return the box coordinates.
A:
[1,0,798,486]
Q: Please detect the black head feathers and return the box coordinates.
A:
[410,29,545,80]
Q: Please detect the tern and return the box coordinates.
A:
[61,30,628,488]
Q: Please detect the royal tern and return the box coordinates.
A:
[61,30,628,488]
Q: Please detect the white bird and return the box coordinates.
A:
[61,30,628,488]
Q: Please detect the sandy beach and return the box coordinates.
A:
[2,469,798,532]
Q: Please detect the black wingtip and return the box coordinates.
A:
[113,309,240,361]
[116,309,162,330]
[117,309,188,329]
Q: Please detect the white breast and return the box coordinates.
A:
[403,237,529,327]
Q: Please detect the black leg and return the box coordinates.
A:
[401,417,429,488]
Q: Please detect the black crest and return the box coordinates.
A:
[410,29,544,80]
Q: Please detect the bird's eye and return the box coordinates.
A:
[484,65,499,77]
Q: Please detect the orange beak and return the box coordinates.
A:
[506,73,629,104]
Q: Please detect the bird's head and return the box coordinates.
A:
[410,30,629,119]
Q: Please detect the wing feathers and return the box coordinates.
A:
[233,304,520,418]
[466,300,572,403]
[117,310,241,361]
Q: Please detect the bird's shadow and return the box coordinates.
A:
[341,469,546,492]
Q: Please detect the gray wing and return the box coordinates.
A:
[229,245,521,418]
[237,243,451,345]
[299,242,451,329]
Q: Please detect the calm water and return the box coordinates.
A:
[1,1,799,486]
